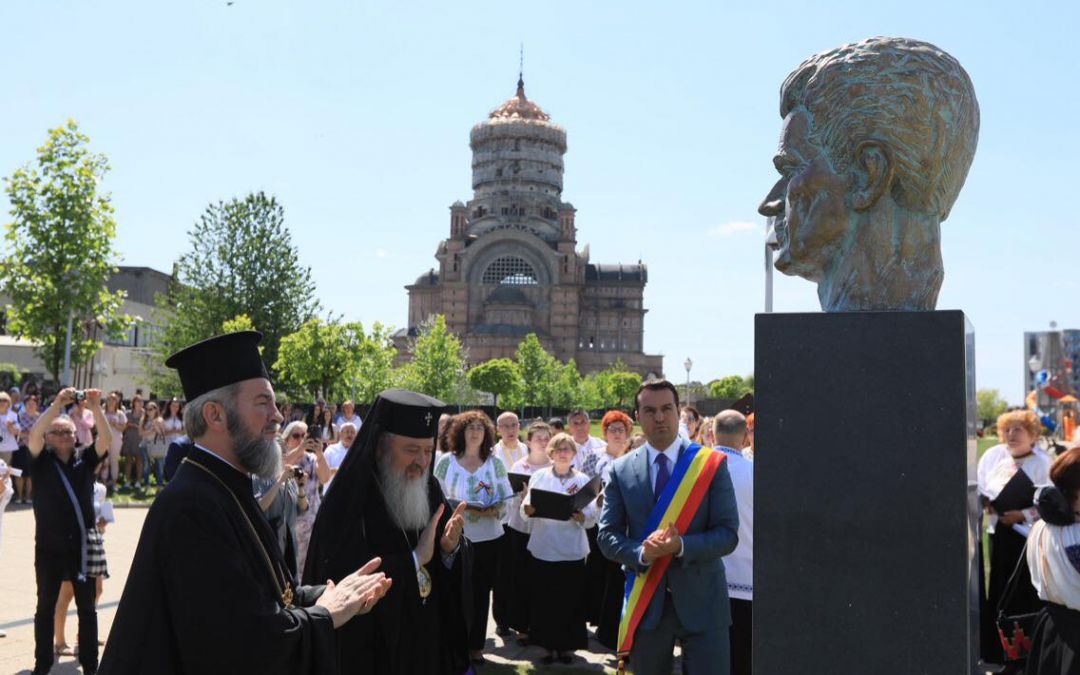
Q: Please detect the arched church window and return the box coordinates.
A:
[482,256,539,286]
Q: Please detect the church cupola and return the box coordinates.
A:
[449,201,467,239]
[559,203,577,242]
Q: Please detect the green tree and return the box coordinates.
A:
[607,371,643,408]
[275,318,398,404]
[977,388,1008,429]
[467,358,519,409]
[404,315,466,402]
[145,192,319,395]
[709,375,753,400]
[2,120,131,383]
[552,359,584,409]
[514,333,559,411]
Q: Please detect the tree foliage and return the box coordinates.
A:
[1,120,131,383]
[513,333,560,411]
[274,318,398,404]
[403,315,466,403]
[145,192,319,395]
[467,358,518,408]
[977,388,1008,429]
[709,374,754,400]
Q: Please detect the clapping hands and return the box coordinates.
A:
[642,523,682,564]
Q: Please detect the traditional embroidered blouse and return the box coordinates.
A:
[1027,519,1080,611]
[434,453,513,543]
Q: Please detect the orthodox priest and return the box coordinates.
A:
[99,332,392,675]
[304,389,472,674]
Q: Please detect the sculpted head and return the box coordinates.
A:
[759,37,979,311]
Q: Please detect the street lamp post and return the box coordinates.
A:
[765,225,779,313]
[684,357,693,407]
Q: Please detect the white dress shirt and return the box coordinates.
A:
[638,437,686,564]
[717,445,753,600]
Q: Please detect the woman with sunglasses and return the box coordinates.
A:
[262,420,329,579]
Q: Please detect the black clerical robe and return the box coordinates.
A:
[99,448,336,675]
[304,478,472,674]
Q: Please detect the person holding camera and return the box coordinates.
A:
[281,420,330,579]
[27,387,112,675]
[254,420,326,580]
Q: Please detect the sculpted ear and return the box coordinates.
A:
[852,140,893,212]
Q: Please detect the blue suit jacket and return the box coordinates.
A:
[597,442,739,633]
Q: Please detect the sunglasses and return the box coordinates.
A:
[290,432,305,440]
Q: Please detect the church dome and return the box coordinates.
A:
[489,78,551,121]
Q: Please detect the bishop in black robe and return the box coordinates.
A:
[304,389,472,675]
[100,330,382,675]
[99,447,336,674]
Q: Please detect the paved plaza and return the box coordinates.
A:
[0,502,626,674]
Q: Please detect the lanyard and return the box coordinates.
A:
[52,459,88,581]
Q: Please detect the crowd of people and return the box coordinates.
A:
[12,329,1080,675]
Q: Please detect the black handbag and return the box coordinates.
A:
[995,540,1039,664]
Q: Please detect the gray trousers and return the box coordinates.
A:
[630,593,730,675]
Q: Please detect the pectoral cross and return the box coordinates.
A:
[424,412,433,426]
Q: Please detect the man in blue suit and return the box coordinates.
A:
[598,379,739,674]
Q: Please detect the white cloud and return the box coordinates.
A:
[706,221,764,238]
[375,248,390,259]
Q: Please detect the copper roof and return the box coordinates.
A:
[489,78,551,122]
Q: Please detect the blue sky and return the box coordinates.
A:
[1,1,1077,403]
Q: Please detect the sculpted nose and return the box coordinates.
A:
[758,181,785,217]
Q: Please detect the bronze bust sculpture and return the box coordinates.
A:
[759,37,980,311]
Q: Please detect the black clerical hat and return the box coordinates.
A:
[375,389,446,438]
[164,331,270,400]
[728,393,754,416]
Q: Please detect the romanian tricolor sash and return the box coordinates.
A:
[616,443,725,671]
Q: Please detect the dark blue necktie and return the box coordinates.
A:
[654,453,671,502]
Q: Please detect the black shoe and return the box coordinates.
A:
[495,624,511,637]
[516,635,531,646]
[558,652,573,664]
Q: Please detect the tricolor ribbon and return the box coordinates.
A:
[615,443,725,670]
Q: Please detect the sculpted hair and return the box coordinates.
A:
[780,36,979,221]
[184,383,243,439]
[546,431,578,459]
[601,410,633,436]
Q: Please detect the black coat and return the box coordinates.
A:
[99,448,337,675]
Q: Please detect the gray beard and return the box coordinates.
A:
[377,453,430,531]
[229,412,282,480]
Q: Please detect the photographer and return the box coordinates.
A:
[253,420,329,579]
[27,388,111,675]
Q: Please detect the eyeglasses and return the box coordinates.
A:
[465,424,486,432]
[47,429,76,437]
[607,425,627,434]
[290,433,305,440]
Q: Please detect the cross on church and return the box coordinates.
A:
[424,412,433,426]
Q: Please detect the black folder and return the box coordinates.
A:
[507,472,531,494]
[991,468,1036,513]
[528,476,602,521]
[447,493,515,511]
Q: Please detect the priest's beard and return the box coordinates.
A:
[377,452,430,531]
[227,410,282,480]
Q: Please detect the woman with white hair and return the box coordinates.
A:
[276,420,329,579]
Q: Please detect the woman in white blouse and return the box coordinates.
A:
[501,421,553,642]
[1025,447,1080,674]
[433,410,512,667]
[521,432,599,666]
[977,409,1053,667]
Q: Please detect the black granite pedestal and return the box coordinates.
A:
[754,311,980,675]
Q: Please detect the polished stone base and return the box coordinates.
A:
[754,311,980,675]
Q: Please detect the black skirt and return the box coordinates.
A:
[984,525,1043,663]
[530,558,588,652]
[595,554,626,650]
[11,446,29,471]
[1025,603,1080,675]
[497,527,534,634]
[584,525,606,625]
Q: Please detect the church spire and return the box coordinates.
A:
[517,44,525,98]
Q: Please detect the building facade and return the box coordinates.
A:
[396,78,663,377]
[0,266,171,396]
